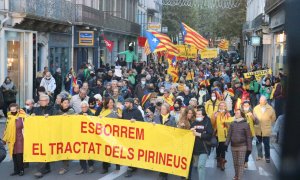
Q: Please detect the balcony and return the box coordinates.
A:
[265,0,285,14]
[75,5,141,36]
[9,0,75,23]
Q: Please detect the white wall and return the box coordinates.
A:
[246,0,266,21]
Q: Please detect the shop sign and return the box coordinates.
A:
[148,22,161,32]
[79,31,94,46]
[251,36,261,46]
[263,35,272,45]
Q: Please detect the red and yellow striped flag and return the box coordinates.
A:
[167,56,179,82]
[218,39,229,51]
[144,39,151,55]
[181,22,208,50]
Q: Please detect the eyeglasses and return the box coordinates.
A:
[25,104,30,106]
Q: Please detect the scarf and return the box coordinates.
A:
[161,113,170,124]
[2,82,14,90]
[234,117,244,122]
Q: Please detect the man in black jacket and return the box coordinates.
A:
[122,98,143,177]
[188,108,213,180]
[32,94,56,178]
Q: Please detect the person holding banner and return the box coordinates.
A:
[2,103,26,176]
[153,103,177,180]
[56,98,75,175]
[122,98,144,177]
[76,101,95,175]
[188,107,213,180]
[33,94,56,179]
[99,97,122,174]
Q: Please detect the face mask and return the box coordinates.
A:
[211,97,216,101]
[68,75,72,78]
[6,80,11,83]
[160,89,164,93]
[25,105,31,110]
[244,107,250,112]
[196,117,203,122]
[11,111,18,116]
[219,109,225,113]
[174,106,180,111]
[141,81,146,85]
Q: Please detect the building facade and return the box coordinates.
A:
[0,0,141,105]
[0,0,74,105]
[136,0,162,61]
[243,0,286,75]
[74,0,140,69]
[264,0,286,75]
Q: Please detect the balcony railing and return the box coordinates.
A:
[265,0,285,13]
[9,0,75,23]
[75,5,141,36]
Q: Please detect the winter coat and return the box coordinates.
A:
[134,84,147,102]
[260,85,272,100]
[245,112,257,137]
[153,114,177,127]
[226,119,252,151]
[33,105,56,116]
[253,104,276,137]
[223,91,233,111]
[1,82,17,102]
[56,107,76,115]
[79,109,95,116]
[213,111,232,142]
[198,90,210,106]
[122,106,144,121]
[40,76,57,94]
[70,94,89,113]
[205,100,220,120]
[191,116,214,155]
[2,109,26,157]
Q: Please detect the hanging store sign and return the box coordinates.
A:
[251,36,261,46]
[79,31,94,46]
[148,22,161,32]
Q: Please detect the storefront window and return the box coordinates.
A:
[275,32,287,75]
[49,47,70,88]
[4,30,35,106]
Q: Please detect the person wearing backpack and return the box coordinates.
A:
[249,75,260,107]
[188,107,214,180]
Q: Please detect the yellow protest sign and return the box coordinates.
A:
[243,69,272,81]
[24,116,195,177]
[175,45,198,58]
[200,48,218,59]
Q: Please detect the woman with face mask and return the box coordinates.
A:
[242,101,257,168]
[1,77,17,118]
[225,109,252,180]
[171,99,183,124]
[2,103,26,176]
[212,101,232,171]
[187,108,213,180]
[205,91,220,123]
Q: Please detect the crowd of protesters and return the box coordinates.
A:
[0,50,286,180]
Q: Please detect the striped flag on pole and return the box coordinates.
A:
[218,39,229,50]
[180,22,208,50]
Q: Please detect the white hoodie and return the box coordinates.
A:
[40,76,56,93]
